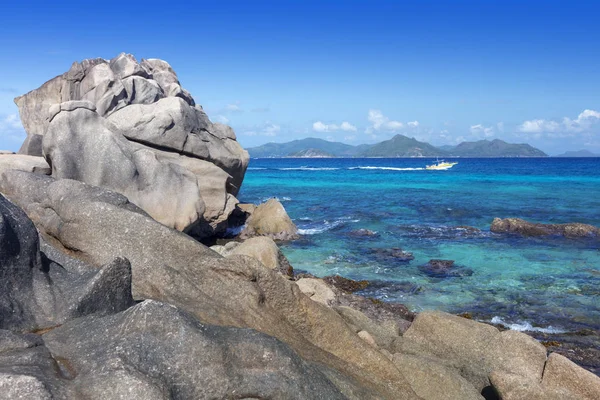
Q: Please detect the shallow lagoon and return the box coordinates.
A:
[239,158,600,334]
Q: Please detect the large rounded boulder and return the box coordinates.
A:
[13,53,249,240]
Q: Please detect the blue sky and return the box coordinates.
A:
[0,0,599,154]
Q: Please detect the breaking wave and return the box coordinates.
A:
[298,217,360,235]
[490,316,567,334]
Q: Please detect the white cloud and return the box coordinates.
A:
[213,115,229,124]
[470,124,495,137]
[263,123,280,136]
[519,119,560,133]
[312,121,331,132]
[217,102,243,114]
[340,121,357,132]
[366,109,404,133]
[408,121,419,128]
[519,109,600,135]
[312,121,357,132]
[224,103,242,112]
[0,114,26,142]
[344,135,357,142]
[241,121,280,137]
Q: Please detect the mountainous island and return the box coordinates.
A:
[247,135,548,158]
[554,149,600,157]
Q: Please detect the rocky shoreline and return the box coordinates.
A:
[1,54,599,399]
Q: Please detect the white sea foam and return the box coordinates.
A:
[490,316,567,334]
[349,166,425,171]
[247,167,267,170]
[298,217,360,235]
[260,196,292,203]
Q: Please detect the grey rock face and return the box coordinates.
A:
[0,193,134,332]
[43,300,347,400]
[0,171,418,399]
[14,53,248,238]
[0,330,69,399]
[44,105,206,232]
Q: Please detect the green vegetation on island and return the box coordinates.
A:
[247,135,549,158]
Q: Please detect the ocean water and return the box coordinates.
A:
[238,158,600,334]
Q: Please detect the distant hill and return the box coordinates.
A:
[554,150,600,157]
[288,148,333,158]
[446,139,547,157]
[361,134,443,157]
[247,138,361,158]
[436,144,457,152]
[246,135,547,158]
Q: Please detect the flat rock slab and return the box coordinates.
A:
[0,154,50,175]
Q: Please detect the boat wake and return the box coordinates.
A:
[349,166,425,171]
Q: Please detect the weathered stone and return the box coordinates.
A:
[14,75,64,151]
[490,370,578,400]
[43,300,347,400]
[368,247,414,263]
[13,54,249,236]
[121,75,163,105]
[0,193,134,332]
[0,373,54,400]
[401,310,547,391]
[418,259,474,278]
[0,172,418,399]
[109,52,149,79]
[542,352,600,400]
[491,217,600,238]
[392,353,483,400]
[324,275,370,292]
[348,229,379,237]
[358,331,378,348]
[335,306,399,350]
[487,330,548,381]
[0,154,50,175]
[43,106,206,232]
[240,198,299,240]
[106,96,248,190]
[136,142,239,237]
[220,236,281,270]
[0,330,72,398]
[296,278,337,306]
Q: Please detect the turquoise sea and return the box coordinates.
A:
[238,158,600,337]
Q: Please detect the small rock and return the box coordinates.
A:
[368,247,415,263]
[418,259,473,278]
[0,154,50,175]
[240,198,299,241]
[323,275,369,292]
[491,217,599,238]
[348,229,378,237]
[296,278,336,306]
[358,331,378,348]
